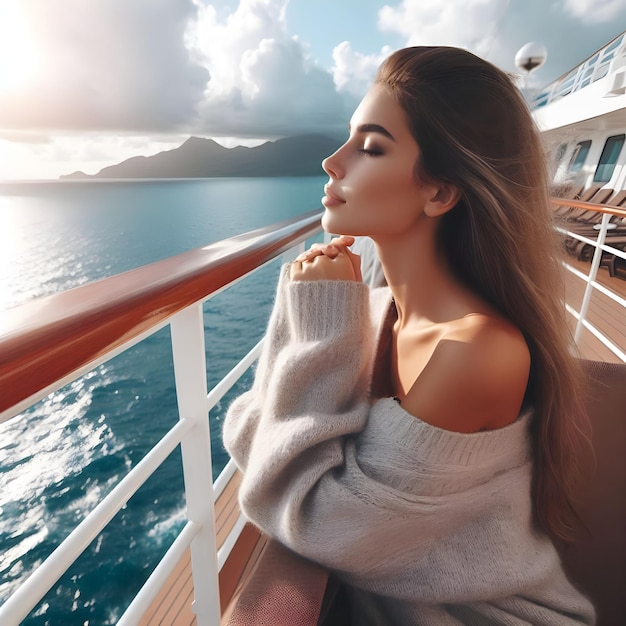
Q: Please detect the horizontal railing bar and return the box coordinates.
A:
[565,304,626,363]
[563,263,626,307]
[588,277,626,308]
[117,520,200,626]
[556,229,626,259]
[0,316,172,424]
[217,513,248,571]
[0,418,193,625]
[0,210,323,416]
[1,241,297,426]
[579,317,626,363]
[551,197,626,218]
[595,243,626,259]
[206,339,264,411]
[562,262,592,283]
[213,459,238,502]
[555,228,603,247]
[4,251,278,423]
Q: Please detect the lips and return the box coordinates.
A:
[323,185,345,205]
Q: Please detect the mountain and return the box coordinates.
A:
[61,134,343,179]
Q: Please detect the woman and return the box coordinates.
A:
[223,47,594,624]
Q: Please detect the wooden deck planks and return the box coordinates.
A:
[215,472,242,546]
[139,470,248,625]
[218,525,267,623]
[138,550,195,626]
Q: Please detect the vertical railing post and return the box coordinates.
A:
[170,304,220,626]
[575,212,612,343]
[282,241,307,263]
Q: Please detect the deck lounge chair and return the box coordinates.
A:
[559,191,626,263]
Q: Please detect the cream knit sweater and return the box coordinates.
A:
[223,266,595,625]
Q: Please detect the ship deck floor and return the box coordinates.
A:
[140,262,626,625]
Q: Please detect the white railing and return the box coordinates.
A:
[0,215,317,625]
[555,204,626,363]
[532,30,625,109]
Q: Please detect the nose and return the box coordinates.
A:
[322,145,344,179]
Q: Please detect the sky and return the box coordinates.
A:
[0,0,624,180]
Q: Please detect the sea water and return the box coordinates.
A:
[0,177,326,625]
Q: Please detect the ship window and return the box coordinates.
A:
[594,135,625,183]
[599,35,624,65]
[533,91,550,108]
[558,69,578,97]
[555,143,568,164]
[574,67,595,92]
[569,140,591,173]
[604,35,623,54]
[593,64,610,82]
[601,51,615,64]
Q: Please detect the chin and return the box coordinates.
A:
[321,211,338,234]
[321,211,361,237]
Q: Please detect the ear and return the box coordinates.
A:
[424,183,460,217]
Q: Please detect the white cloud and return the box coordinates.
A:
[0,0,354,139]
[0,0,208,132]
[0,0,355,178]
[377,0,508,58]
[188,0,350,137]
[331,42,391,98]
[562,0,625,24]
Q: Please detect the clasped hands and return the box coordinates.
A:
[290,235,362,282]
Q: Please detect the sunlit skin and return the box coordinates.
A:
[291,85,530,434]
[320,86,436,239]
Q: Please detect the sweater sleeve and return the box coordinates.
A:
[223,267,485,581]
[223,263,374,481]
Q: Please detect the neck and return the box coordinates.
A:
[372,218,470,329]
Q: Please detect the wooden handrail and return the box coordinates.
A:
[0,210,323,419]
[1,197,619,419]
[551,197,626,218]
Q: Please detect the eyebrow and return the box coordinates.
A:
[349,123,396,142]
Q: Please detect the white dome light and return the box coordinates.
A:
[515,42,547,74]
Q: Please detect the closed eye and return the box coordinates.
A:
[358,148,383,156]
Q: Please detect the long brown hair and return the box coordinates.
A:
[376,46,590,542]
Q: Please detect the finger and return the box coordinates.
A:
[328,235,355,247]
[295,248,323,263]
[341,247,362,282]
[289,259,303,280]
[298,244,341,261]
[323,245,339,258]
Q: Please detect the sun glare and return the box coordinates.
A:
[0,2,39,93]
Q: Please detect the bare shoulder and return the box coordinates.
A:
[401,314,530,433]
